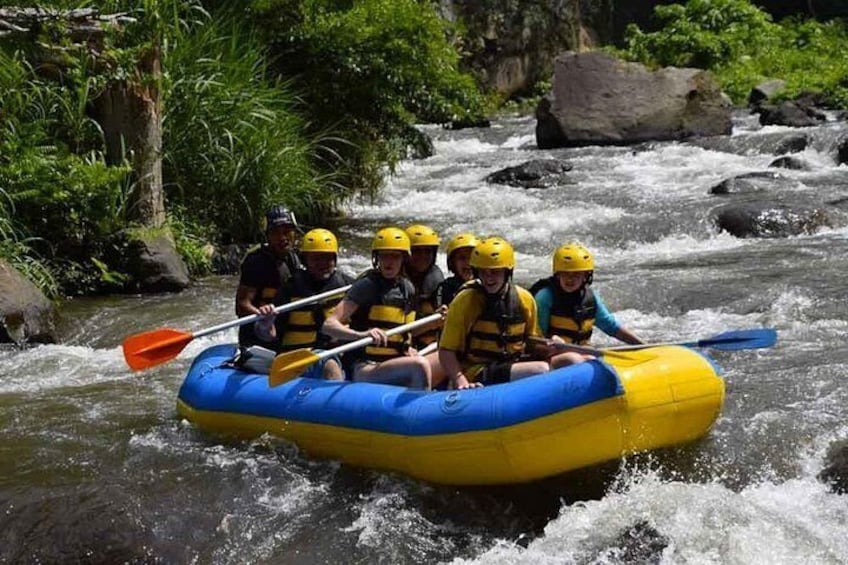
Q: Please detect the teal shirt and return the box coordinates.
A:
[534,287,620,337]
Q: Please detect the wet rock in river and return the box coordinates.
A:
[713,203,831,238]
[773,133,808,155]
[819,439,848,494]
[758,100,826,128]
[0,259,57,344]
[769,156,810,170]
[837,136,848,166]
[709,172,796,195]
[485,159,573,189]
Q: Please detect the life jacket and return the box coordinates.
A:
[435,276,465,308]
[245,244,302,304]
[410,264,444,348]
[349,270,415,362]
[277,269,351,352]
[238,245,301,347]
[536,276,596,344]
[463,281,528,364]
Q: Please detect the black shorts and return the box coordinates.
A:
[478,361,514,385]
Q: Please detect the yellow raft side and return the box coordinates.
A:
[176,345,724,485]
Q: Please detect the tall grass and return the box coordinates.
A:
[162,11,333,243]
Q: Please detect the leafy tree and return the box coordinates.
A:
[250,0,487,192]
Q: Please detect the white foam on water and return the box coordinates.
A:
[432,137,501,159]
[452,471,848,565]
[345,474,459,559]
[501,133,536,149]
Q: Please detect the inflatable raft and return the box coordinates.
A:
[176,344,724,485]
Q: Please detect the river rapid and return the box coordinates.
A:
[2,113,848,564]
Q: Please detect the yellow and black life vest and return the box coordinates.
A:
[410,265,444,348]
[349,270,416,362]
[276,269,351,352]
[463,281,528,364]
[540,276,596,344]
[238,244,301,347]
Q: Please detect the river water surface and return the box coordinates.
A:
[2,114,848,564]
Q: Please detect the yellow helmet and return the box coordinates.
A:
[470,237,515,270]
[553,243,594,273]
[446,232,480,257]
[372,227,411,254]
[405,224,440,248]
[301,228,338,254]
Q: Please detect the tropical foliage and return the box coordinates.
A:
[250,0,487,191]
[621,0,848,105]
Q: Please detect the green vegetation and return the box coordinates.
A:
[250,0,488,190]
[621,0,848,106]
[0,0,486,296]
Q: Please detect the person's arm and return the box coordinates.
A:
[438,292,482,389]
[613,327,643,345]
[253,304,278,341]
[235,285,260,317]
[321,298,388,346]
[593,292,643,345]
[523,289,550,359]
[439,348,479,389]
[236,255,266,316]
[534,287,553,335]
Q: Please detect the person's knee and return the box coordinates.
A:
[322,359,344,380]
[551,352,583,368]
[410,356,432,389]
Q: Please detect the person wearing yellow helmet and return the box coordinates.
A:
[435,232,480,307]
[533,242,643,367]
[404,224,445,349]
[438,237,550,389]
[254,228,354,379]
[236,205,303,347]
[322,227,442,389]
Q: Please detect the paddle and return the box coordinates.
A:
[122,284,352,371]
[603,328,777,352]
[529,328,777,361]
[268,312,443,386]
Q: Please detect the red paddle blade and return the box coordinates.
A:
[122,328,193,371]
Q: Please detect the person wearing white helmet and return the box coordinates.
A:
[534,242,643,367]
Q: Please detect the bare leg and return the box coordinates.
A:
[322,358,344,380]
[550,351,594,369]
[509,360,550,381]
[424,351,447,389]
[354,356,431,389]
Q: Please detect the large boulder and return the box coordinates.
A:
[713,203,831,238]
[536,51,731,149]
[0,259,57,344]
[122,229,190,293]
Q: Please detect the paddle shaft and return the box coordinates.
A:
[310,313,443,363]
[193,284,352,339]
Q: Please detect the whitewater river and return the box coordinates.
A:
[2,113,848,563]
